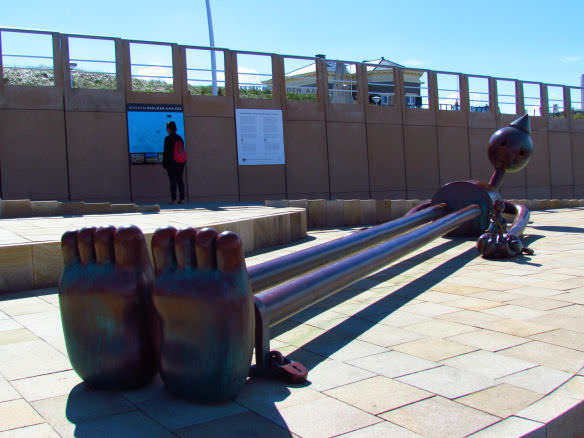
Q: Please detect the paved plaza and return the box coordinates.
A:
[1,207,584,437]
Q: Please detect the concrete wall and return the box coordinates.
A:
[1,28,583,202]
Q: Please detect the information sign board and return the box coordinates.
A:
[127,104,185,164]
[235,109,285,165]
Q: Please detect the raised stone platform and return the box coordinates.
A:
[0,205,306,294]
[0,200,160,218]
[1,208,584,437]
[266,198,584,228]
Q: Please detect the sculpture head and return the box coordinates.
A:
[487,114,533,173]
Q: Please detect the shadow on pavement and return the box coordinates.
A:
[283,240,480,372]
[64,378,295,437]
[531,225,584,234]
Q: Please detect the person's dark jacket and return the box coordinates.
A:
[163,133,185,170]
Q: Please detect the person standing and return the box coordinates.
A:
[162,121,186,204]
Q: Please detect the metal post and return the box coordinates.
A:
[205,0,218,96]
[253,204,481,371]
[581,74,583,111]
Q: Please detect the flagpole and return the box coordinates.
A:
[205,0,218,96]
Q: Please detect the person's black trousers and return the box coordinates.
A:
[167,164,185,202]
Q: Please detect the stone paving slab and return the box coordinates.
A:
[1,208,584,436]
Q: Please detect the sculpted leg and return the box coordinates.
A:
[152,227,254,403]
[59,226,157,389]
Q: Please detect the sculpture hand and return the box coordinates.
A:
[477,232,505,259]
[477,231,532,259]
[151,227,254,402]
[59,226,157,389]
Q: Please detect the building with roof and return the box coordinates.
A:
[275,57,426,107]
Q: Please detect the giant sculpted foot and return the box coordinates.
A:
[151,227,254,403]
[59,226,157,389]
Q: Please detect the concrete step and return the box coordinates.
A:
[267,198,584,228]
[0,200,160,218]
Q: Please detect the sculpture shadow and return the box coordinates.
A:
[271,239,479,371]
[270,238,467,339]
[158,202,264,212]
[64,379,295,437]
[531,225,584,234]
[281,233,548,372]
[0,287,57,302]
[246,234,317,258]
[536,207,584,214]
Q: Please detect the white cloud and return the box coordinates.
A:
[469,92,483,102]
[403,58,425,67]
[561,55,582,63]
[192,70,226,83]
[237,66,266,85]
[133,65,173,84]
[213,71,226,82]
[238,66,259,74]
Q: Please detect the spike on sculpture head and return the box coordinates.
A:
[488,114,533,174]
[509,113,531,134]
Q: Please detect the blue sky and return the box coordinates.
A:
[1,0,583,87]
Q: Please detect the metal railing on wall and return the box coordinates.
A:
[67,36,117,89]
[325,60,359,105]
[437,72,461,111]
[283,55,319,102]
[1,29,55,87]
[236,52,274,100]
[364,63,395,107]
[468,75,490,113]
[403,68,429,109]
[185,47,226,96]
[129,42,174,93]
[523,82,542,117]
[570,87,584,119]
[496,79,517,115]
[547,85,565,118]
[0,26,583,120]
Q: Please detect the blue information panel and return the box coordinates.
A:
[127,104,185,164]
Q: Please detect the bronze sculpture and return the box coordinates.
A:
[58,114,535,400]
[475,115,534,258]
